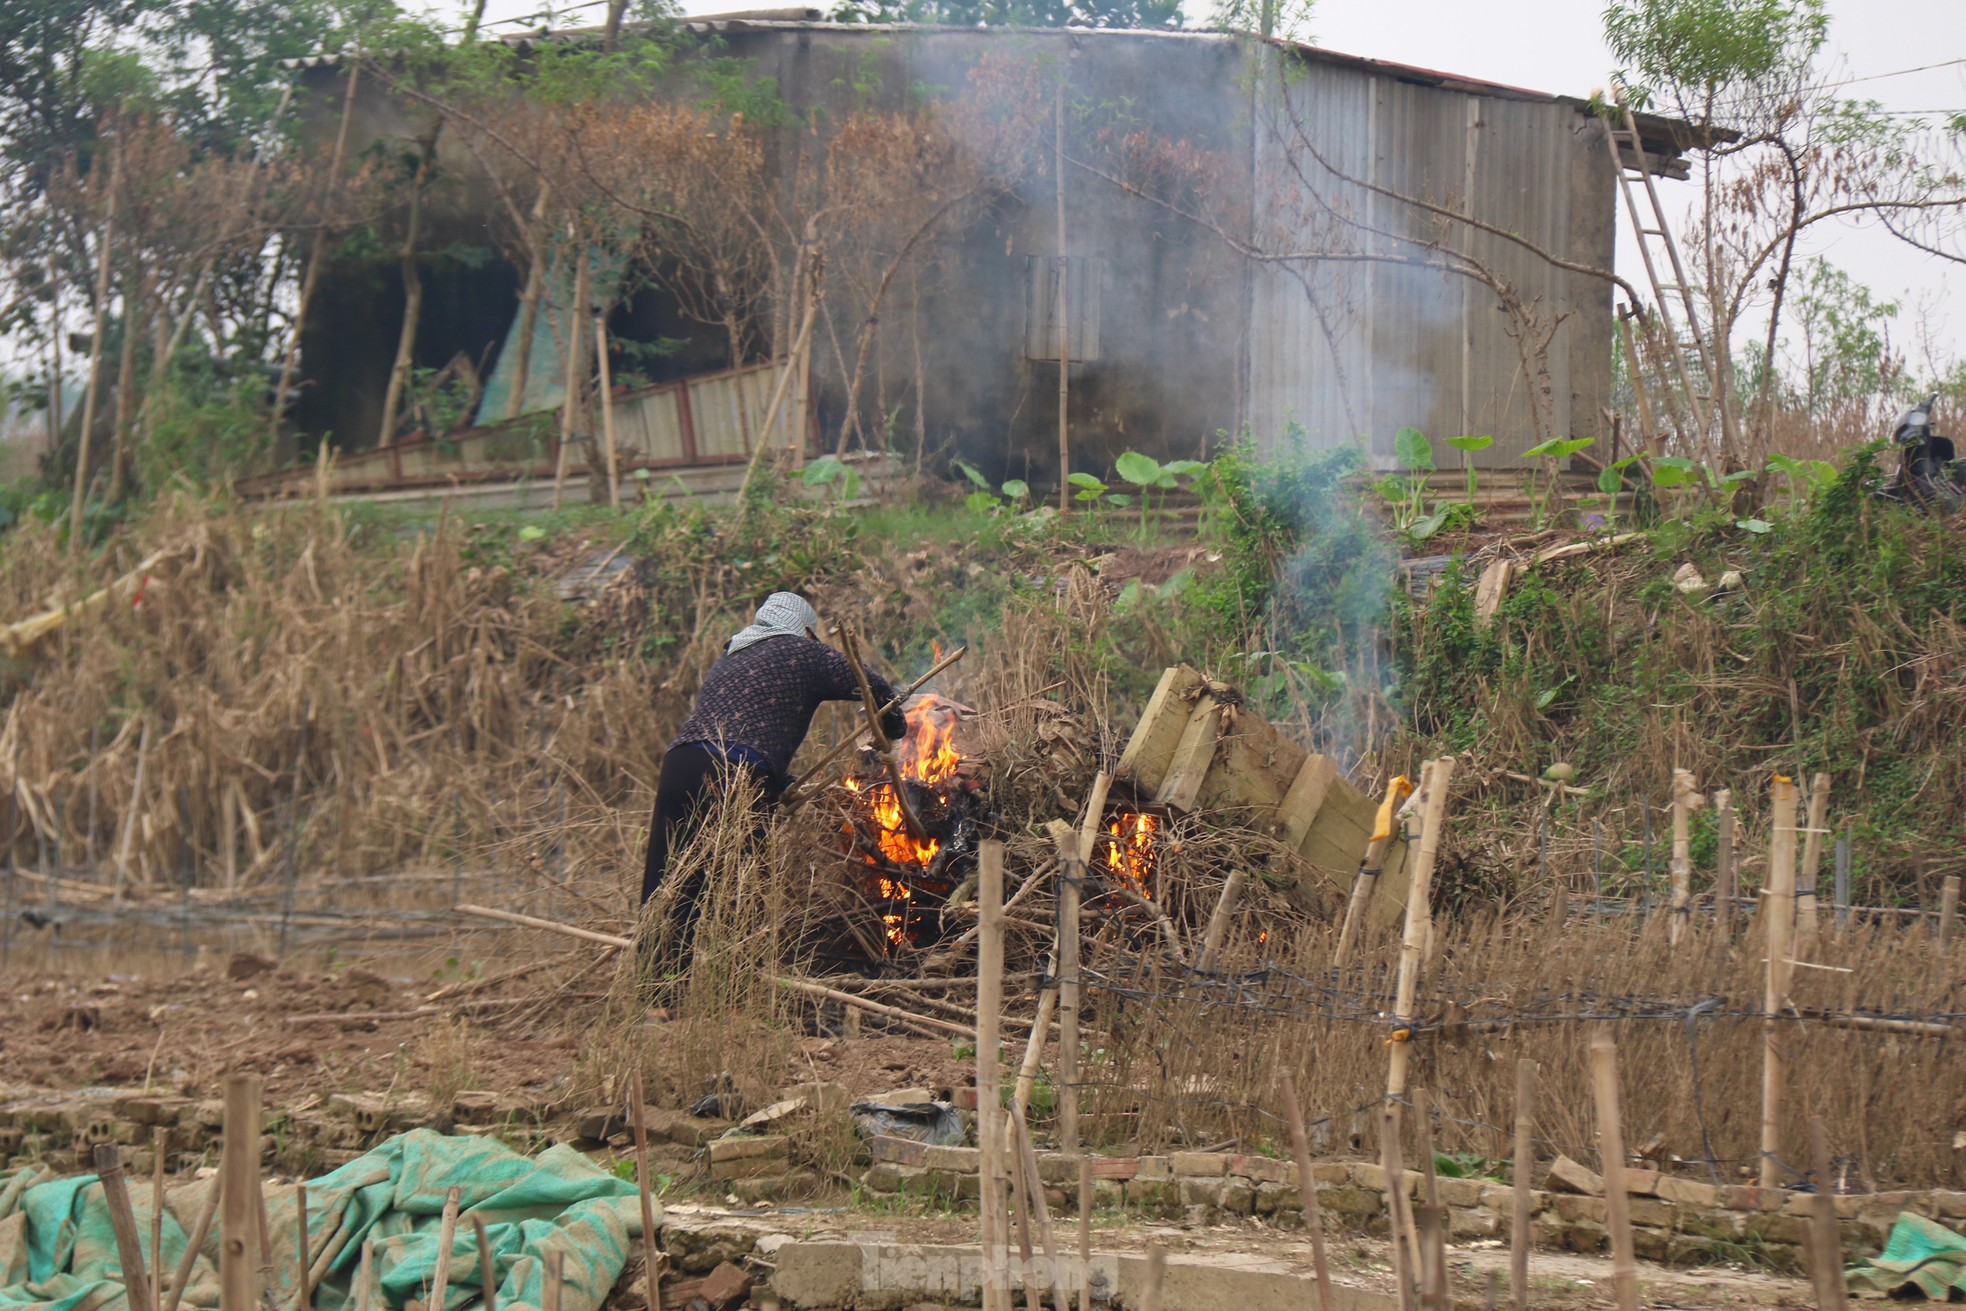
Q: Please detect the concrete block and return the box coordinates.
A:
[1434,1177,1483,1209]
[1219,1180,1257,1216]
[1126,1179,1180,1215]
[768,1241,861,1308]
[727,1173,785,1201]
[864,1135,927,1167]
[1134,1156,1174,1181]
[1448,1207,1499,1239]
[1091,1179,1124,1210]
[1253,1182,1301,1215]
[1310,1162,1350,1186]
[1088,1155,1139,1181]
[1552,1195,1607,1224]
[922,1144,980,1173]
[1318,1187,1385,1225]
[1544,1155,1603,1196]
[1628,1197,1674,1228]
[1632,1226,1670,1262]
[1720,1185,1788,1212]
[1932,1191,1966,1219]
[1654,1176,1720,1208]
[1178,1177,1226,1209]
[708,1134,788,1163]
[860,1162,926,1194]
[1228,1155,1293,1186]
[1037,1153,1080,1185]
[1741,1213,1808,1246]
[1170,1151,1229,1178]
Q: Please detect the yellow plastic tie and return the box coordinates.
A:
[1385,1027,1413,1046]
[1370,776,1413,844]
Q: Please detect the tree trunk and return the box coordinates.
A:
[106,259,149,502]
[377,129,439,448]
[70,134,121,555]
[506,188,551,419]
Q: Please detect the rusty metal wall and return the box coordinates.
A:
[1246,49,1602,466]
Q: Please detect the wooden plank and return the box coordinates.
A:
[1115,665,1206,796]
[1153,698,1222,813]
[1277,755,1340,849]
[1195,711,1307,820]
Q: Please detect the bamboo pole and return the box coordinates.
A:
[1714,789,1736,939]
[151,1129,167,1311]
[627,1070,665,1311]
[1076,1158,1093,1311]
[220,1075,262,1311]
[1010,1103,1067,1311]
[293,1185,310,1311]
[93,1145,156,1311]
[978,840,1008,1311]
[1335,775,1413,970]
[453,903,631,948]
[1006,1114,1037,1311]
[1388,758,1453,1100]
[162,1179,221,1311]
[378,128,439,448]
[506,190,551,420]
[1668,769,1703,946]
[469,1216,496,1311]
[1011,971,1058,1121]
[1796,772,1830,958]
[1761,775,1800,1190]
[273,59,361,436]
[1281,1071,1334,1311]
[1510,1059,1536,1311]
[1940,876,1960,955]
[1589,1030,1638,1311]
[1196,868,1247,972]
[592,309,620,508]
[1411,1089,1447,1311]
[72,130,121,556]
[353,1241,373,1311]
[428,1186,461,1311]
[1057,822,1084,1154]
[1380,1106,1418,1311]
[734,295,820,506]
[551,246,589,511]
[1809,1117,1850,1311]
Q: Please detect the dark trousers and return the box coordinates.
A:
[638,744,772,982]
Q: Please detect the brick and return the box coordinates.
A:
[707,1134,787,1164]
[862,1135,927,1167]
[1254,1182,1301,1215]
[1133,1156,1173,1181]
[696,1261,754,1309]
[1544,1155,1604,1196]
[1449,1207,1499,1239]
[1228,1155,1292,1186]
[1170,1151,1228,1178]
[1655,1176,1721,1208]
[1087,1155,1139,1181]
[1628,1198,1673,1228]
[113,1095,190,1127]
[1553,1195,1608,1224]
[1435,1177,1483,1209]
[923,1144,981,1173]
[1219,1180,1257,1215]
[1623,1167,1661,1196]
[1179,1178,1226,1208]
[1632,1226,1671,1262]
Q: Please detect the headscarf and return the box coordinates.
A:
[726,591,821,655]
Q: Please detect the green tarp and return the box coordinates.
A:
[0,1130,652,1311]
[1845,1212,1966,1300]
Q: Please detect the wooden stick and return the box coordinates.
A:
[294,1185,310,1311]
[1006,1117,1038,1311]
[592,311,621,508]
[1335,775,1413,970]
[470,1215,497,1311]
[1057,822,1084,1155]
[428,1186,462,1311]
[163,1178,221,1311]
[1714,789,1736,939]
[1796,772,1830,958]
[1138,1245,1168,1311]
[94,1145,156,1311]
[1389,758,1454,1100]
[778,644,967,811]
[1761,775,1800,1190]
[1411,1090,1448,1311]
[1281,1071,1334,1311]
[1510,1060,1537,1311]
[775,976,972,1039]
[114,718,152,900]
[453,903,631,948]
[1011,985,1058,1122]
[151,1129,167,1311]
[1077,1158,1093,1311]
[1590,1029,1639,1311]
[1809,1117,1850,1311]
[71,132,120,558]
[626,1069,665,1311]
[1010,1102,1067,1311]
[1196,868,1248,972]
[1668,769,1703,946]
[353,1241,373,1311]
[1380,1106,1418,1311]
[221,1074,262,1311]
[551,247,589,512]
[1941,876,1960,955]
[977,840,1008,1311]
[839,623,930,845]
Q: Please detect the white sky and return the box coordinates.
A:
[473,0,1966,372]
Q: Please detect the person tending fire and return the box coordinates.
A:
[638,591,907,997]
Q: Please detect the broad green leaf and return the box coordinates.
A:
[1410,508,1449,540]
[1000,478,1030,500]
[1067,472,1107,492]
[1114,451,1163,487]
[1597,465,1626,495]
[1534,687,1559,710]
[1161,459,1208,477]
[517,525,546,542]
[1766,453,1802,475]
[1073,488,1105,502]
[1523,436,1596,460]
[802,456,846,486]
[1445,434,1494,453]
[1736,518,1773,534]
[1394,426,1435,473]
[952,459,991,489]
[964,490,1000,513]
[1106,492,1135,507]
[1805,460,1839,488]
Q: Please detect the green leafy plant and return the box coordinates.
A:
[1067,471,1110,506]
[1519,435,1595,528]
[1445,434,1493,504]
[804,455,863,502]
[954,460,1034,514]
[1113,451,1207,531]
[1765,451,1838,511]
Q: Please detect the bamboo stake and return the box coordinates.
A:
[1761,775,1800,1190]
[1714,789,1736,939]
[592,310,621,508]
[1389,758,1454,1100]
[1138,1245,1167,1311]
[1011,977,1058,1121]
[1380,1106,1418,1311]
[1335,775,1413,970]
[1941,876,1960,955]
[151,1129,166,1311]
[1411,1090,1448,1311]
[627,1070,665,1311]
[273,59,361,435]
[94,1145,156,1311]
[1053,77,1071,516]
[428,1186,461,1311]
[1809,1117,1850,1311]
[1010,1102,1068,1311]
[220,1074,262,1311]
[551,246,589,511]
[1668,769,1704,946]
[353,1241,373,1311]
[163,1179,221,1311]
[71,130,121,557]
[1056,819,1084,1154]
[1076,1158,1093,1311]
[1510,1060,1537,1311]
[453,903,631,947]
[1196,867,1247,972]
[776,976,972,1039]
[1796,772,1830,958]
[113,718,152,899]
[469,1216,496,1311]
[293,1185,310,1311]
[1281,1071,1334,1311]
[1006,1115,1037,1311]
[1590,1030,1638,1311]
[978,840,1008,1311]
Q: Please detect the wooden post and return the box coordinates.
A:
[1054,820,1084,1154]
[1589,1030,1638,1311]
[1053,77,1070,515]
[93,1145,156,1311]
[1389,758,1454,1100]
[1281,1071,1334,1311]
[1510,1060,1536,1311]
[1006,1122,1038,1311]
[163,1179,221,1311]
[1138,1245,1167,1311]
[428,1186,462,1311]
[1380,1106,1418,1311]
[627,1069,666,1311]
[1809,1117,1850,1311]
[1076,1158,1093,1311]
[1714,789,1736,938]
[220,1074,262,1311]
[71,131,120,557]
[151,1129,167,1310]
[1011,1103,1067,1311]
[1761,776,1800,1190]
[469,1215,497,1311]
[1668,769,1703,946]
[294,1184,310,1311]
[551,246,589,512]
[592,310,621,508]
[978,840,1008,1311]
[1196,868,1247,972]
[1796,772,1830,958]
[1411,1089,1447,1311]
[1335,775,1413,970]
[1940,876,1960,955]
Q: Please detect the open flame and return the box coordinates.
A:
[841,694,974,949]
[841,703,960,867]
[1105,810,1160,899]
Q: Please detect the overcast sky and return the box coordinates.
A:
[475,0,1966,377]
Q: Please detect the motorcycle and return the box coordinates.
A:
[1877,393,1965,511]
